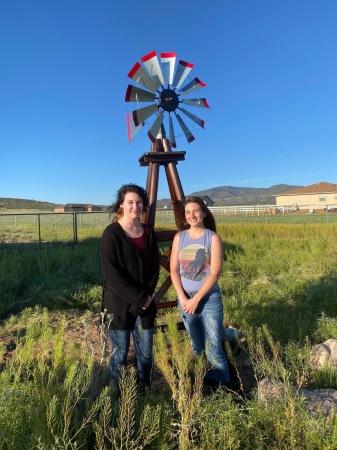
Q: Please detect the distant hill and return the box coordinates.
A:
[0,198,60,211]
[0,184,302,211]
[156,184,302,207]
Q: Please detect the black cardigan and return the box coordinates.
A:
[101,222,160,330]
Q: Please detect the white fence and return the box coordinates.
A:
[208,203,337,214]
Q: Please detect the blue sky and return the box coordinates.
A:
[1,0,337,205]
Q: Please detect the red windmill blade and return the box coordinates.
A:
[125,50,210,146]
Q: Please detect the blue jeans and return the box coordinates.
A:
[108,316,153,388]
[178,289,230,385]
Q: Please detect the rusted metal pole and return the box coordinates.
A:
[143,141,161,227]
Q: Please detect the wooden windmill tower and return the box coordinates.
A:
[125,51,210,308]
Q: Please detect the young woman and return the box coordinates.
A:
[170,197,231,389]
[101,184,159,391]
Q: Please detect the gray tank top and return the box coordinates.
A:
[178,228,216,292]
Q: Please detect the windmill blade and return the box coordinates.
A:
[168,115,177,148]
[160,122,167,139]
[180,107,205,129]
[147,111,164,142]
[128,62,159,92]
[172,60,194,89]
[126,112,145,142]
[179,77,206,95]
[125,85,156,103]
[132,104,158,127]
[175,113,195,143]
[160,52,176,85]
[141,50,164,87]
[181,98,210,108]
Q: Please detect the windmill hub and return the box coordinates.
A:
[159,88,179,112]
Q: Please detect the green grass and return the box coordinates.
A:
[1,223,337,449]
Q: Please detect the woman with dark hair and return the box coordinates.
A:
[170,197,231,390]
[101,184,159,392]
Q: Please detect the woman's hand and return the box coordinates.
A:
[182,296,199,314]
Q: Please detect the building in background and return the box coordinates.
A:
[276,182,337,211]
[201,196,215,207]
[54,204,103,212]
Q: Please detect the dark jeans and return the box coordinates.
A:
[108,316,153,388]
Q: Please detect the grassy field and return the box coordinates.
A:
[1,223,337,449]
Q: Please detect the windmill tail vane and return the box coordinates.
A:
[125,51,210,147]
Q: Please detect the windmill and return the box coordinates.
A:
[126,51,209,147]
[125,50,210,307]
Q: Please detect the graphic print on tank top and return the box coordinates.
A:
[179,244,210,282]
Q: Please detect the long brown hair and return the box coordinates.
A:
[182,197,217,232]
[109,184,149,222]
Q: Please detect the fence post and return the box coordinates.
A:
[73,212,78,245]
[38,214,41,249]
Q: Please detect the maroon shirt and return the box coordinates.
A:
[129,227,147,253]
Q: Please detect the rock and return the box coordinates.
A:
[295,387,337,420]
[257,378,285,405]
[258,378,337,421]
[310,339,337,370]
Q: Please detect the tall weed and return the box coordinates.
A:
[154,315,207,449]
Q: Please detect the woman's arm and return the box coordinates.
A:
[147,227,160,295]
[170,233,190,309]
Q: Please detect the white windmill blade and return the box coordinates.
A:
[181,98,210,108]
[179,77,206,95]
[160,52,176,85]
[172,60,194,89]
[160,122,167,139]
[180,107,205,129]
[141,51,164,87]
[128,62,159,93]
[175,113,195,143]
[126,112,145,142]
[125,85,156,103]
[168,115,177,148]
[132,104,158,126]
[147,111,164,142]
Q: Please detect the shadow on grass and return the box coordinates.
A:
[241,274,337,344]
[0,241,75,253]
[223,242,244,261]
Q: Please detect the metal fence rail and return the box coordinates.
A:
[0,211,112,252]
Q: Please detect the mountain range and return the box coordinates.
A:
[157,184,302,208]
[0,184,302,210]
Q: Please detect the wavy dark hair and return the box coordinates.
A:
[182,196,217,232]
[109,184,149,222]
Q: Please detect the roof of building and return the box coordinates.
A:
[63,204,95,207]
[201,195,214,203]
[277,182,337,196]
